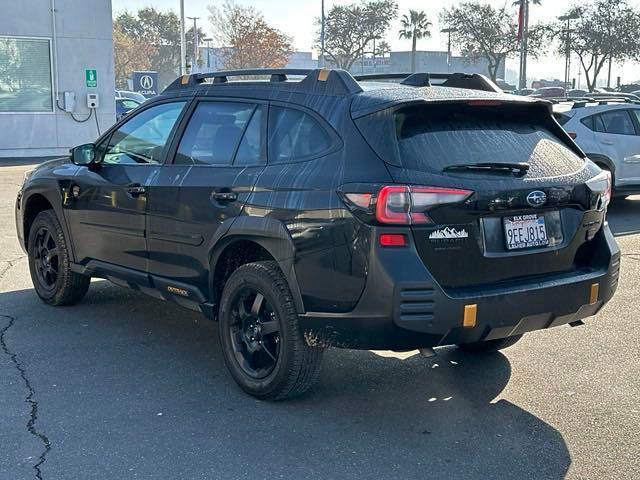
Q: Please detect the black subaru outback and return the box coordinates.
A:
[16,69,620,399]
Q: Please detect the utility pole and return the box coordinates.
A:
[559,11,579,94]
[319,0,325,68]
[179,0,186,75]
[441,28,455,73]
[518,0,530,90]
[187,17,200,73]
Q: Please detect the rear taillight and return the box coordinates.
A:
[568,132,578,139]
[344,185,473,225]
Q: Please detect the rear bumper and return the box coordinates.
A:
[299,224,620,350]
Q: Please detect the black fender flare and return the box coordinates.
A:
[208,216,305,313]
[22,184,76,261]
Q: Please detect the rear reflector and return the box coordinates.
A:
[379,233,407,247]
[463,304,477,328]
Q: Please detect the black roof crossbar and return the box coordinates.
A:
[164,68,364,96]
[354,72,503,93]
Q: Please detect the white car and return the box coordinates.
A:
[554,101,640,197]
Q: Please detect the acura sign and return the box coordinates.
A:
[132,71,158,97]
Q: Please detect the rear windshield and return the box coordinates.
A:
[357,104,584,177]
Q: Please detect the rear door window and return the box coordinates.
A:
[599,110,636,135]
[268,106,332,163]
[175,102,255,166]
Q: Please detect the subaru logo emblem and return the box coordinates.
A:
[526,190,547,207]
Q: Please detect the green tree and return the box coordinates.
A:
[114,8,204,89]
[398,10,432,73]
[317,0,398,70]
[553,0,640,91]
[441,2,546,82]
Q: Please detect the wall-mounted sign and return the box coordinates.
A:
[85,69,97,88]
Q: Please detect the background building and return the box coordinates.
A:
[0,0,115,158]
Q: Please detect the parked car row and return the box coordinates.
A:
[554,99,640,197]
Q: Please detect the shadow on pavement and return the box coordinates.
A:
[0,281,571,480]
[608,196,640,237]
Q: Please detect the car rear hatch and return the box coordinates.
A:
[354,98,609,290]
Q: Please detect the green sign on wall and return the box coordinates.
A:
[85,69,97,88]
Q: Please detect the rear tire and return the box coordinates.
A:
[457,334,523,354]
[218,261,323,400]
[27,210,90,306]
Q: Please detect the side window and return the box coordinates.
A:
[580,115,594,131]
[103,102,186,165]
[175,102,255,166]
[631,110,640,134]
[599,110,636,135]
[234,106,265,166]
[268,106,332,163]
[593,115,607,133]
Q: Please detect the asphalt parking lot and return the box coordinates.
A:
[1,163,639,480]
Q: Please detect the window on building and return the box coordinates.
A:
[0,36,53,113]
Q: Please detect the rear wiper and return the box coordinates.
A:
[443,162,530,177]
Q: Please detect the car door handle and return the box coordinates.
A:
[127,184,146,197]
[212,191,238,202]
[601,140,614,146]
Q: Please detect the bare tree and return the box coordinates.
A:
[208,1,292,70]
[441,2,545,82]
[317,0,398,70]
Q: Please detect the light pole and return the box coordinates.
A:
[441,27,455,73]
[179,0,186,75]
[203,37,212,70]
[187,16,200,73]
[559,11,579,94]
[319,0,325,68]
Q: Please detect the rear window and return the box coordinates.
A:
[359,104,584,177]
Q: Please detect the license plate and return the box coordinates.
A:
[503,214,549,250]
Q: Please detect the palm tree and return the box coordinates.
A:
[398,10,432,73]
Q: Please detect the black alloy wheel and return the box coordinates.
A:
[228,287,281,379]
[32,226,60,292]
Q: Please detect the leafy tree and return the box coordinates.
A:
[398,10,432,73]
[114,8,204,88]
[553,0,640,91]
[113,25,156,88]
[317,0,398,70]
[208,1,292,70]
[375,40,391,58]
[441,2,546,82]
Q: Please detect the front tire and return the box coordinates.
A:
[218,261,323,400]
[457,334,523,354]
[27,210,90,306]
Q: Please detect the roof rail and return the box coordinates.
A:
[353,72,502,93]
[163,68,363,96]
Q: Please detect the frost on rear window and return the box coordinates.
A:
[394,105,584,178]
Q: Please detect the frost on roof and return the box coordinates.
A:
[350,85,534,118]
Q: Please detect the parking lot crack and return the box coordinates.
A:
[0,315,51,480]
[0,255,27,280]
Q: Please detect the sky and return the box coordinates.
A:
[111,0,640,85]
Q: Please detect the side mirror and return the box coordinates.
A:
[70,143,97,166]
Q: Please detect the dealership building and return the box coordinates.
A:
[0,0,115,158]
